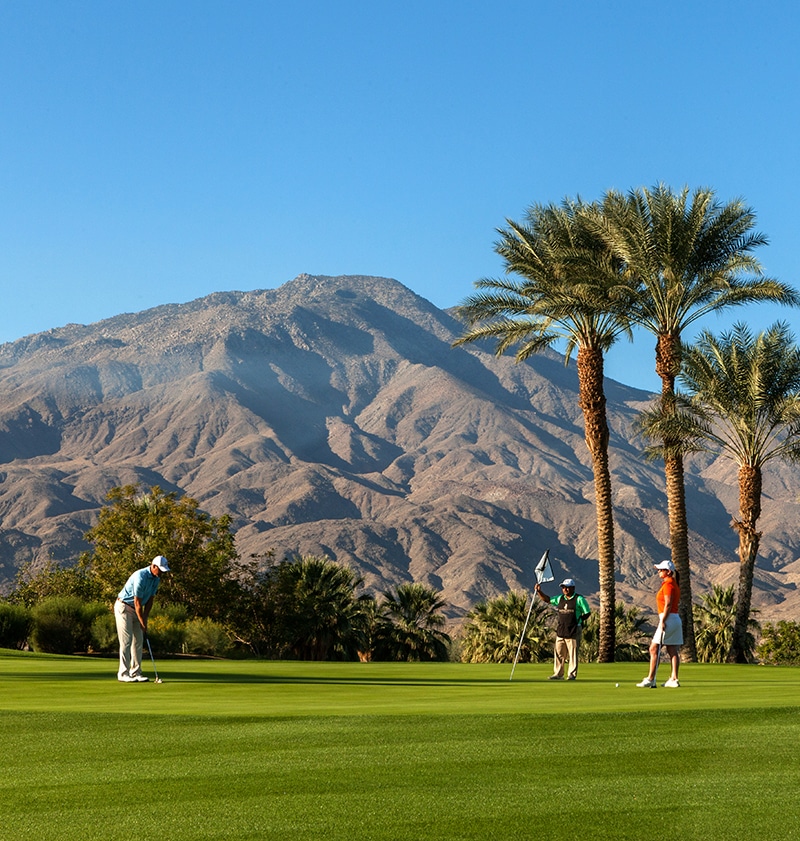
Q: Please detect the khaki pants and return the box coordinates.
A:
[114,599,144,679]
[553,631,582,679]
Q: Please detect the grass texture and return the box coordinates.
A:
[2,651,800,840]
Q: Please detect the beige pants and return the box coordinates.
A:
[553,631,582,679]
[114,599,144,679]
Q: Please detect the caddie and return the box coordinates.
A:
[534,577,591,680]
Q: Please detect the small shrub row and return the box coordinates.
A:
[757,620,800,665]
[0,598,232,657]
[0,602,33,649]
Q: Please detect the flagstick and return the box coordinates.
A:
[510,591,537,681]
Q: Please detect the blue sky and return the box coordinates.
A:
[1,1,798,391]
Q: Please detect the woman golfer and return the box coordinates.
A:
[637,560,682,688]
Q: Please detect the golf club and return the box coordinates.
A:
[651,626,666,688]
[145,634,163,683]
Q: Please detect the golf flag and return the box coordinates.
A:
[534,549,553,584]
[510,549,553,681]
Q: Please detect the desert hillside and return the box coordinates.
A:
[1,273,799,621]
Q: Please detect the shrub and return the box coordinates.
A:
[90,611,119,653]
[147,610,187,654]
[31,598,108,654]
[184,618,232,656]
[0,602,33,649]
[757,621,800,665]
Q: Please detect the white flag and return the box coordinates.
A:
[534,549,554,584]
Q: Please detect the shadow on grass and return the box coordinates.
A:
[3,662,521,686]
[153,671,516,685]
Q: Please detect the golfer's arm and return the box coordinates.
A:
[133,596,153,629]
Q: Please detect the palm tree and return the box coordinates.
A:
[348,594,385,662]
[579,601,650,662]
[676,323,800,662]
[379,583,451,661]
[591,184,799,660]
[693,583,758,663]
[273,555,369,660]
[454,198,633,662]
[460,591,552,663]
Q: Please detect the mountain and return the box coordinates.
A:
[1,273,799,621]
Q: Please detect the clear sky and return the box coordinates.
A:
[1,1,798,392]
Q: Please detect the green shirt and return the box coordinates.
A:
[548,594,591,626]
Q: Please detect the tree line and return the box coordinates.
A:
[2,484,798,664]
[455,183,800,664]
[0,485,452,662]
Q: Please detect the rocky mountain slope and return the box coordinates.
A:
[1,274,799,621]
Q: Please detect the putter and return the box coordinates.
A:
[145,634,163,684]
[651,626,666,688]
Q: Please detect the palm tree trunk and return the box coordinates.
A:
[729,464,762,663]
[576,345,616,663]
[656,333,697,661]
[663,452,697,659]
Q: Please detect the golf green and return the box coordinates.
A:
[2,651,799,840]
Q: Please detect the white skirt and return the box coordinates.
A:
[652,613,683,646]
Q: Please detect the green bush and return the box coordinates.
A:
[757,620,800,665]
[31,598,108,654]
[147,611,187,654]
[90,611,119,653]
[0,602,33,649]
[30,597,78,653]
[184,618,232,656]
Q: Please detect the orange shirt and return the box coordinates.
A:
[656,577,680,614]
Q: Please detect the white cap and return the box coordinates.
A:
[654,560,675,572]
[560,578,576,588]
[151,555,170,572]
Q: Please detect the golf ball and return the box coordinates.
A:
[615,683,619,687]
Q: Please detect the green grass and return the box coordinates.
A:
[3,651,800,840]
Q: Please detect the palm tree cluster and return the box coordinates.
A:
[237,555,452,662]
[460,591,552,663]
[579,602,651,663]
[456,184,799,662]
[693,584,759,663]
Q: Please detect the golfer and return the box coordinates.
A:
[637,560,682,688]
[535,578,591,680]
[114,555,170,683]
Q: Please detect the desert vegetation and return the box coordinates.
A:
[3,481,790,664]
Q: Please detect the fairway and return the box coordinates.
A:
[2,652,800,840]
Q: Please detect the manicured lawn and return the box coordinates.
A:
[2,651,800,840]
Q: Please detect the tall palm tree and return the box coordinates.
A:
[460,591,552,663]
[380,583,451,661]
[591,185,799,660]
[454,198,633,662]
[676,323,800,662]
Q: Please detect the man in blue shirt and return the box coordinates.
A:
[114,555,170,682]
